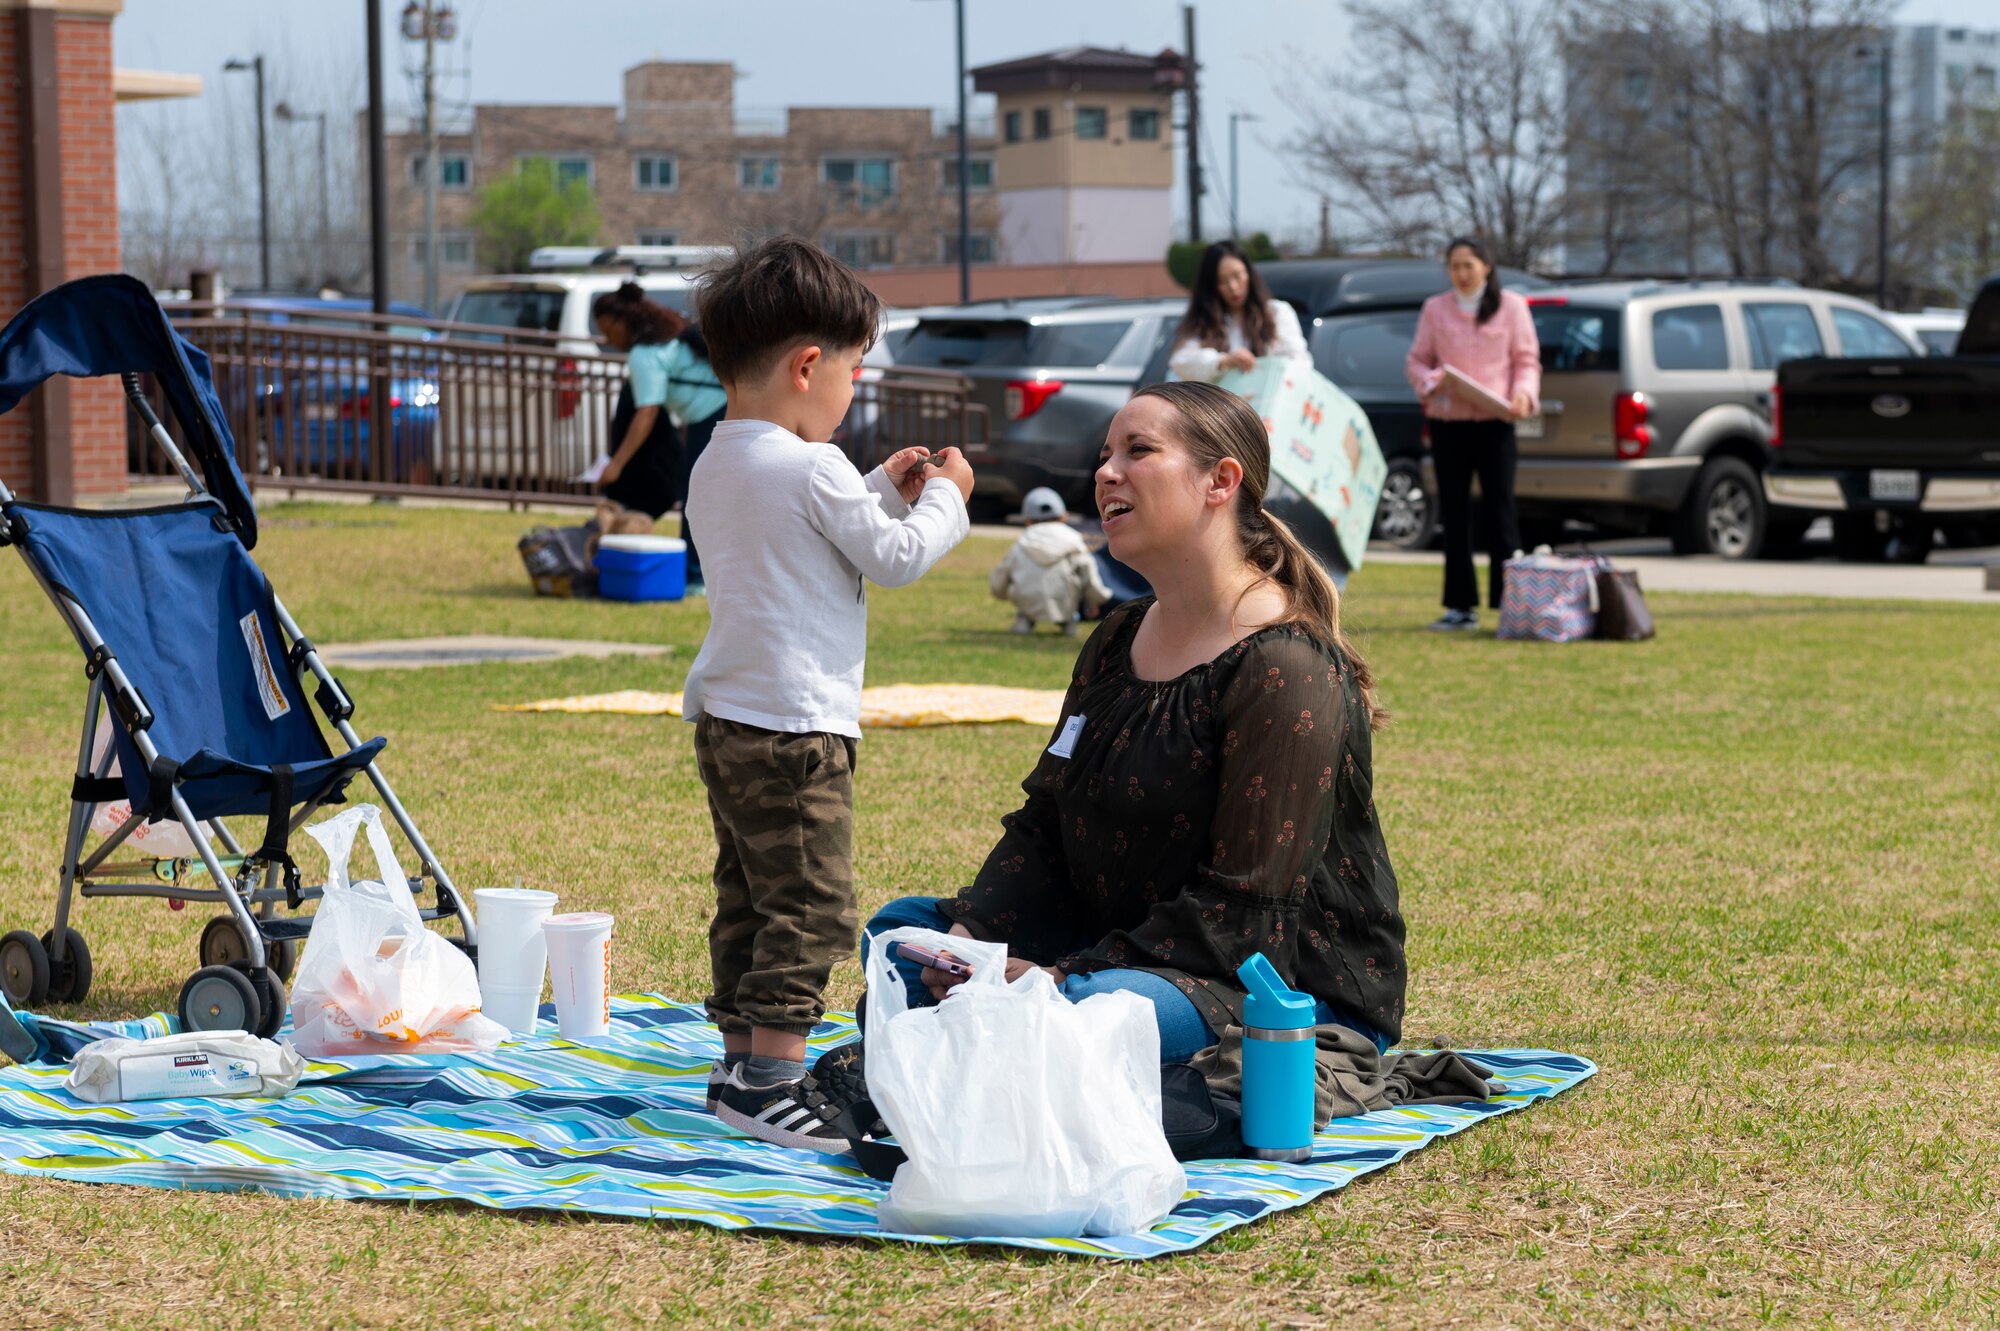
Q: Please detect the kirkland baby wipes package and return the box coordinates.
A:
[65,1030,305,1104]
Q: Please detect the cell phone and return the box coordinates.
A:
[897,941,972,977]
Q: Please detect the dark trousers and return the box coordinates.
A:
[676,410,723,585]
[1431,418,1521,612]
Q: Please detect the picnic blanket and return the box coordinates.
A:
[0,995,1594,1259]
[495,685,1067,729]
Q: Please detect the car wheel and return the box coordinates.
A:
[1674,456,1765,559]
[1372,461,1435,550]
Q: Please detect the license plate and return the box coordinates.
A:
[1515,413,1544,439]
[1868,469,1920,502]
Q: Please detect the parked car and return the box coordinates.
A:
[1132,258,1546,549]
[1766,277,2000,562]
[889,297,1189,514]
[1885,308,1966,357]
[1512,281,1921,558]
[194,296,440,479]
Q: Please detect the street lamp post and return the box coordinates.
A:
[1856,39,1893,308]
[223,56,270,289]
[1229,111,1258,241]
[276,102,330,288]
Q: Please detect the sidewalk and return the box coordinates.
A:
[1364,549,2000,604]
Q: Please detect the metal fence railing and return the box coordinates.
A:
[132,305,989,508]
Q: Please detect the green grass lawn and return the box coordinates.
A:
[2,500,1996,1329]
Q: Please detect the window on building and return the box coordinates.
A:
[739,157,780,191]
[1033,107,1051,140]
[1742,301,1824,369]
[1076,107,1108,140]
[636,229,680,247]
[410,232,474,266]
[1004,110,1022,143]
[410,154,470,189]
[1651,304,1731,371]
[1129,108,1161,141]
[941,156,994,190]
[821,231,895,267]
[822,157,896,209]
[634,155,677,192]
[517,155,592,188]
[942,232,997,264]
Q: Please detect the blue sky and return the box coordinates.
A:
[114,0,2000,250]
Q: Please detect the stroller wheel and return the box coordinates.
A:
[178,964,261,1034]
[40,928,91,1005]
[200,918,298,985]
[227,962,289,1040]
[1,930,50,1007]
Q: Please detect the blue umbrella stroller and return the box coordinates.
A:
[0,274,476,1037]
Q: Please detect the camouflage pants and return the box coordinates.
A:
[693,715,858,1035]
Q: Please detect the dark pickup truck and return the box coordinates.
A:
[1766,279,2000,561]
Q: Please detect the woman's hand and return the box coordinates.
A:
[1510,391,1534,420]
[597,457,625,488]
[921,923,978,1003]
[1002,956,1066,986]
[1222,348,1257,374]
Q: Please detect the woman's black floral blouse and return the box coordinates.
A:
[943,598,1406,1042]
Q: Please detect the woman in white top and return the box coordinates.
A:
[1166,240,1311,381]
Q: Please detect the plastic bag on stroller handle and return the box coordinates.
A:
[289,805,503,1056]
[862,925,1185,1239]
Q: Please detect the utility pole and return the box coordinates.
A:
[1318,195,1331,256]
[367,0,389,316]
[1229,111,1257,240]
[955,0,970,303]
[1183,3,1202,243]
[403,1,457,314]
[223,56,269,289]
[1877,38,1892,309]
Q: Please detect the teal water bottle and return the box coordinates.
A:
[1237,952,1317,1162]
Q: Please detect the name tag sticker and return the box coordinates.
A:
[1048,713,1085,759]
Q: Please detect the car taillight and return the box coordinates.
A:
[1005,377,1063,421]
[340,394,401,421]
[1768,383,1782,449]
[1527,295,1569,306]
[1613,391,1653,459]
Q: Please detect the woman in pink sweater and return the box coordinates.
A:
[1403,236,1542,631]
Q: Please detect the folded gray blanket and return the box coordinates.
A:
[1187,1022,1505,1124]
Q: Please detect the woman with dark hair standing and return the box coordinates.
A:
[1167,239,1310,382]
[1403,237,1541,632]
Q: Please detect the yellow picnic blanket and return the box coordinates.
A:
[495,684,1066,729]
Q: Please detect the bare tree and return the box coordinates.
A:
[1287,0,1571,267]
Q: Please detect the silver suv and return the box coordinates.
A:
[890,297,1187,514]
[1522,281,1919,558]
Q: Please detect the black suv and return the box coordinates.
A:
[1135,258,1545,549]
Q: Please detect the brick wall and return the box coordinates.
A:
[0,8,123,501]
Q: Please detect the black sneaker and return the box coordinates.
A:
[715,1066,853,1154]
[809,1042,885,1135]
[1428,609,1480,632]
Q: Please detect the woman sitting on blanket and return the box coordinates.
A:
[863,380,1404,1061]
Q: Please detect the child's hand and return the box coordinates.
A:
[884,447,935,504]
[930,447,974,504]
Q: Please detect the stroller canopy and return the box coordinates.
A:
[0,274,258,547]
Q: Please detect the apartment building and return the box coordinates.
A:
[374,61,1000,307]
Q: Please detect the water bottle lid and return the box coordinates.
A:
[1237,952,1315,1029]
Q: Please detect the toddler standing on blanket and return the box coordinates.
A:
[990,487,1110,636]
[680,236,973,1152]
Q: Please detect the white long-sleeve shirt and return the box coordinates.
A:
[1167,299,1311,381]
[681,418,969,738]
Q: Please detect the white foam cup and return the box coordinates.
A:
[542,911,615,1038]
[473,887,558,1034]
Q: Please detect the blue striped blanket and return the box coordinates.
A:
[0,995,1595,1259]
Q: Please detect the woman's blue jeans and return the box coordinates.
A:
[862,896,1221,1062]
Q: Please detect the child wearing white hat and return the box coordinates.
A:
[990,487,1111,636]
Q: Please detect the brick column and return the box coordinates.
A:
[0,0,123,503]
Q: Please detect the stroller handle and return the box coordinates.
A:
[122,373,207,501]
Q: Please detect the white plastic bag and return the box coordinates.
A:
[66,1030,305,1103]
[289,805,505,1057]
[85,717,215,858]
[864,926,1185,1238]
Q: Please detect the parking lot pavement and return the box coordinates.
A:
[1366,534,2000,604]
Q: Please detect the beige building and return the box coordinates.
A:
[372,61,1001,307]
[972,47,1185,266]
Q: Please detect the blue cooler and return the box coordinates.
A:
[595,534,686,602]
